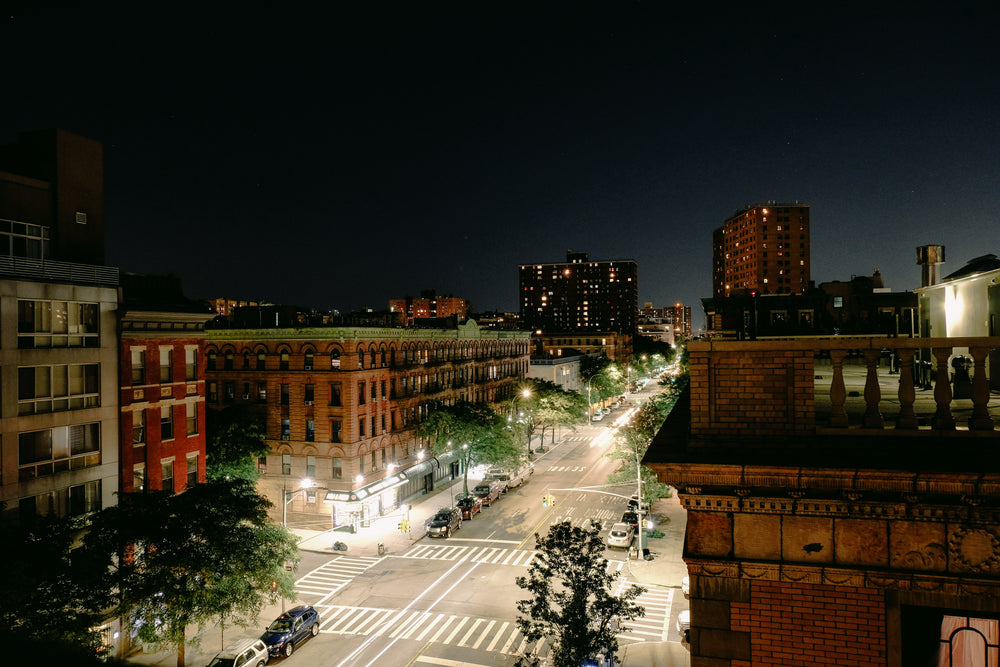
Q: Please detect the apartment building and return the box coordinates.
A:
[712,202,810,298]
[205,320,531,528]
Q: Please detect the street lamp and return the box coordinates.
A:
[283,477,314,528]
[586,376,594,423]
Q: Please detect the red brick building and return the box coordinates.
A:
[647,336,1000,666]
[388,293,469,325]
[713,202,810,298]
[119,274,215,494]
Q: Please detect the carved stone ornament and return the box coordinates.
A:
[788,489,807,499]
[734,487,752,497]
[685,486,702,495]
[949,527,1000,573]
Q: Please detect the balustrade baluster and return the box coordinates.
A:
[896,348,918,429]
[968,346,995,431]
[829,349,848,428]
[863,349,884,428]
[931,347,956,430]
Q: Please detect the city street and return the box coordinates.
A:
[132,380,689,667]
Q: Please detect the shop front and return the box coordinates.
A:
[324,471,408,531]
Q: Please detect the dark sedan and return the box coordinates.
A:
[261,605,320,658]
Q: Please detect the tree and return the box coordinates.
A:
[205,405,270,481]
[76,479,299,667]
[515,521,645,667]
[416,400,522,496]
[0,513,107,662]
[527,380,587,448]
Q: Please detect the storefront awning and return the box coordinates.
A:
[324,472,408,503]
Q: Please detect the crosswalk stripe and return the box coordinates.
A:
[469,619,495,649]
[485,621,509,652]
[458,618,485,646]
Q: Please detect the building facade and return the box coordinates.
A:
[519,250,638,335]
[389,292,470,326]
[646,335,1000,666]
[529,331,632,366]
[119,274,215,495]
[205,320,531,527]
[712,202,810,298]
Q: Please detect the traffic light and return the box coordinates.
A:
[397,521,403,534]
[542,494,555,507]
[400,519,410,533]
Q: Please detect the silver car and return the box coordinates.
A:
[208,638,269,667]
[606,522,634,549]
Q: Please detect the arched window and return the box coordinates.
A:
[207,350,217,370]
[224,351,234,370]
[257,351,266,370]
[304,351,314,370]
[280,351,289,370]
[330,350,341,369]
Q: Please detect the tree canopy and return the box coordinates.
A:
[76,479,299,667]
[416,400,522,496]
[515,520,645,667]
[205,405,270,481]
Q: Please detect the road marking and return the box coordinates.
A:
[469,619,495,649]
[485,621,509,652]
[413,656,496,667]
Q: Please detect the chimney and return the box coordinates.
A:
[916,245,945,287]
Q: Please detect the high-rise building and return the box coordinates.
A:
[1,129,119,525]
[712,202,810,298]
[519,250,638,335]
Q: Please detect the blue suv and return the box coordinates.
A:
[261,605,320,658]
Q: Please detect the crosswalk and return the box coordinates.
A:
[545,465,588,473]
[295,555,384,601]
[397,543,628,575]
[400,543,539,566]
[311,580,674,657]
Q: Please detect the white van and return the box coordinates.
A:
[486,463,532,489]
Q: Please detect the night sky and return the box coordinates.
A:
[4,4,999,328]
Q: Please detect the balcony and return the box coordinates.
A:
[647,336,1000,487]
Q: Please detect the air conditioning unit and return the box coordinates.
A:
[242,393,250,400]
[304,365,312,370]
[281,434,291,440]
[304,400,314,406]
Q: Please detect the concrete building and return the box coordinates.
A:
[646,333,1000,666]
[519,250,638,335]
[527,355,587,393]
[712,202,810,298]
[529,330,632,366]
[205,320,531,528]
[0,129,119,524]
[119,274,216,494]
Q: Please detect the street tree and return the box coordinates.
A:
[76,479,299,667]
[416,400,521,496]
[515,520,645,667]
[528,380,587,448]
[205,405,270,481]
[0,513,108,662]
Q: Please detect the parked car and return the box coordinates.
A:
[456,494,483,520]
[261,605,320,658]
[473,479,504,506]
[207,638,270,667]
[621,510,639,531]
[591,412,604,422]
[606,522,635,549]
[677,608,690,642]
[681,575,690,599]
[425,507,462,537]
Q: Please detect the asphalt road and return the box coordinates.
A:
[272,381,687,666]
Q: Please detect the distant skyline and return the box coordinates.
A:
[4,4,998,329]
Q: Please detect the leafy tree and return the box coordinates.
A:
[515,521,645,667]
[527,379,587,449]
[76,479,299,667]
[416,400,522,496]
[205,405,270,481]
[0,514,108,661]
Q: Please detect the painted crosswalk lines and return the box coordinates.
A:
[295,555,383,602]
[400,543,539,566]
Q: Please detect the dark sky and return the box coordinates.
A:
[4,4,999,328]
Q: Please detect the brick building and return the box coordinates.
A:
[118,274,215,494]
[713,202,810,298]
[205,320,531,528]
[389,291,469,326]
[646,335,1000,666]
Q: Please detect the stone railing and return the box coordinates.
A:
[688,336,1000,439]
